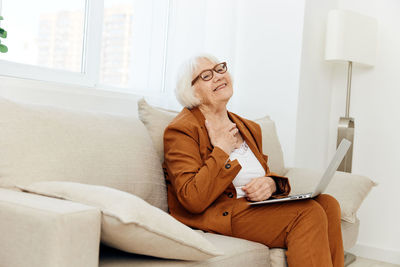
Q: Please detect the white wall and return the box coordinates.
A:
[160,0,238,110]
[328,0,400,264]
[231,0,305,166]
[295,0,336,170]
[155,0,307,167]
[297,0,400,263]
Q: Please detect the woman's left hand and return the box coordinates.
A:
[243,177,277,201]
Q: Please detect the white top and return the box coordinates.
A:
[229,141,266,198]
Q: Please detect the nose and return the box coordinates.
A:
[213,71,224,82]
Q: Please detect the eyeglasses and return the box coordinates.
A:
[191,62,227,86]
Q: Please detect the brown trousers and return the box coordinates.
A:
[231,194,344,267]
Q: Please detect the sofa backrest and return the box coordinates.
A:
[0,97,167,211]
[138,99,286,176]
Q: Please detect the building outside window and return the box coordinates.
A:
[0,0,169,93]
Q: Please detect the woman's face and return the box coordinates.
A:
[192,58,233,108]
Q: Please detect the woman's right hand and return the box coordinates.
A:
[205,120,239,155]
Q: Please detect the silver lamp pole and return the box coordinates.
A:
[337,61,354,173]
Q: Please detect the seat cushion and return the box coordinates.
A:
[0,97,167,211]
[98,218,360,267]
[99,231,270,267]
[138,98,286,175]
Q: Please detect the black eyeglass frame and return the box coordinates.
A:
[191,62,227,86]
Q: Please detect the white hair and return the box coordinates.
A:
[175,54,220,108]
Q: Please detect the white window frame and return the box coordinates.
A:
[0,0,170,94]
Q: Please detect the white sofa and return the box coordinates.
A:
[0,97,376,267]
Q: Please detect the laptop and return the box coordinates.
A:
[249,138,351,205]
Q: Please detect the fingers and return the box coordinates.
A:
[243,177,262,193]
[243,177,274,201]
[246,186,273,201]
[205,120,240,154]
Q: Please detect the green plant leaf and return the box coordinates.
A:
[0,44,8,53]
[0,29,6,38]
[0,16,3,20]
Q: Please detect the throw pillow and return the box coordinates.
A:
[18,181,223,261]
[285,168,377,223]
[254,116,286,175]
[137,98,177,163]
[138,98,286,175]
[0,97,167,212]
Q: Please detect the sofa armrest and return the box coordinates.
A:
[0,188,101,267]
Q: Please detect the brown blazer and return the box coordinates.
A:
[162,106,291,236]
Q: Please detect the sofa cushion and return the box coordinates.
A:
[99,231,269,267]
[19,181,222,261]
[285,168,376,223]
[96,218,360,267]
[138,98,286,175]
[0,97,167,211]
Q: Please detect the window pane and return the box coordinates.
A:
[100,0,134,87]
[1,0,85,72]
[100,0,168,91]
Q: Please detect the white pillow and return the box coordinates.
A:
[0,97,167,212]
[138,98,286,175]
[18,181,223,261]
[285,168,377,223]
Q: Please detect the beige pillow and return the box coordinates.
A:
[138,99,286,175]
[0,97,167,212]
[18,181,223,261]
[285,168,377,223]
[138,98,178,163]
[255,116,286,175]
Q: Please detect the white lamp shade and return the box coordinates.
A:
[325,9,378,67]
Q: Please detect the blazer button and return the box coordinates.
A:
[227,192,234,198]
[225,163,231,169]
[223,212,229,216]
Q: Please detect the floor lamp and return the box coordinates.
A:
[325,9,377,173]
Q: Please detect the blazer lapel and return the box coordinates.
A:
[190,107,213,152]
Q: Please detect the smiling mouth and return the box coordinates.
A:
[213,83,227,92]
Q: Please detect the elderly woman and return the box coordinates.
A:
[162,55,344,267]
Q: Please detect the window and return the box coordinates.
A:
[0,0,170,93]
[0,0,85,72]
[99,0,169,92]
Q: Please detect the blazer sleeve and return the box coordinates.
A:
[163,124,242,214]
